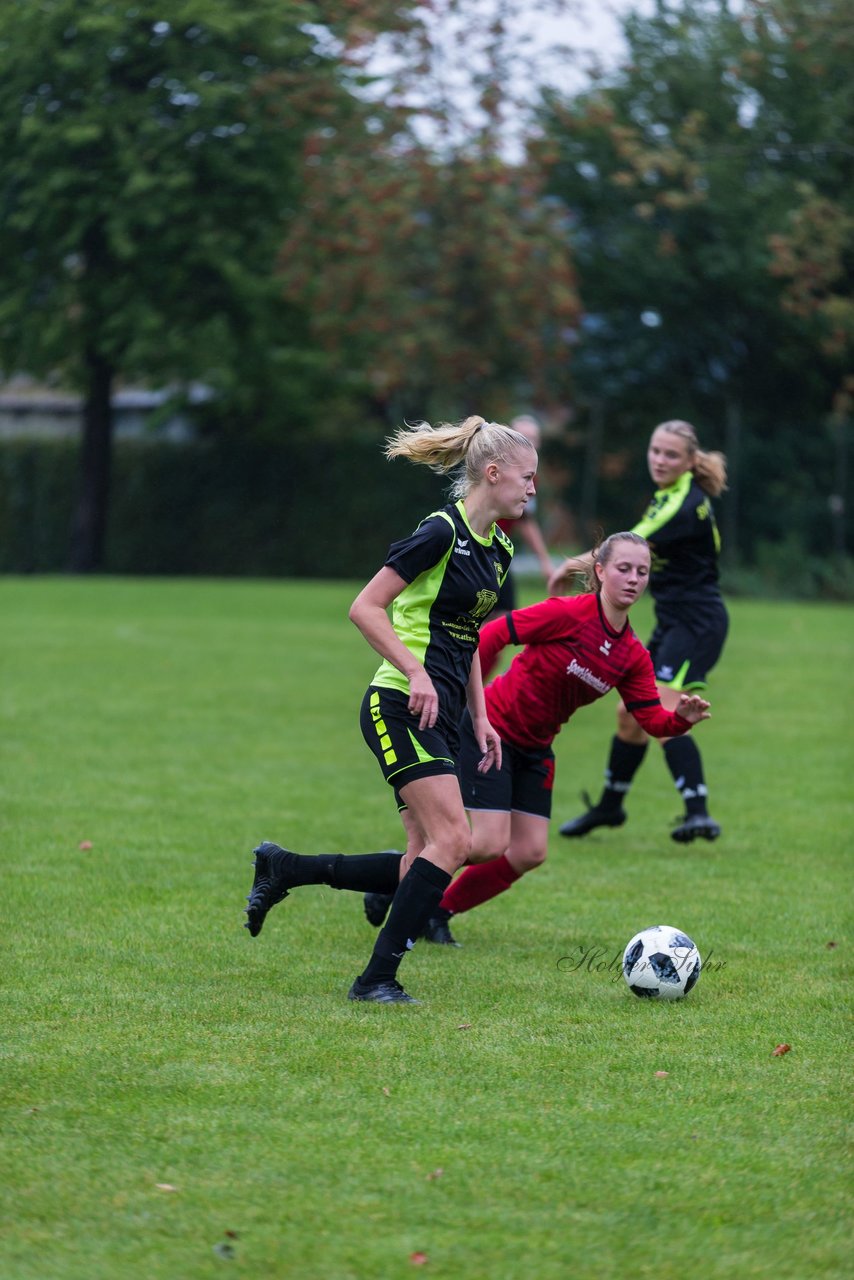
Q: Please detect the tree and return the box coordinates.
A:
[0,0,338,570]
[277,0,581,427]
[536,0,853,561]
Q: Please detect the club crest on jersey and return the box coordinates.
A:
[470,589,498,620]
[493,560,505,583]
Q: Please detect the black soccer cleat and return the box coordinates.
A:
[363,891,394,928]
[347,977,420,1004]
[421,911,461,946]
[671,813,722,843]
[244,841,297,937]
[559,791,627,838]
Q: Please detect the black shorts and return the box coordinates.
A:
[360,686,461,811]
[647,597,729,690]
[458,709,555,819]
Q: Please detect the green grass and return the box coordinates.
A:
[1,576,851,1280]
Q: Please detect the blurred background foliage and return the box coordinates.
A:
[0,0,851,591]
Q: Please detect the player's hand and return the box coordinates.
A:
[473,718,502,774]
[408,670,439,730]
[676,693,711,724]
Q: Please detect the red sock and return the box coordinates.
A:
[440,854,521,915]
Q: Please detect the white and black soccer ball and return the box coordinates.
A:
[622,924,701,1000]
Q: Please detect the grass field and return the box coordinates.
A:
[1,576,852,1280]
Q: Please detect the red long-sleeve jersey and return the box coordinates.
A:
[479,593,692,752]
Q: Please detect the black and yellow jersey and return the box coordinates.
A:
[632,472,722,604]
[372,500,514,725]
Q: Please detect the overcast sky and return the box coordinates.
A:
[363,1,657,155]
[509,0,655,89]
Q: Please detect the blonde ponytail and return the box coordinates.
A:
[692,449,728,498]
[385,415,536,500]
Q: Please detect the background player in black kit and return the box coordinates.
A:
[549,419,728,843]
[242,415,538,1003]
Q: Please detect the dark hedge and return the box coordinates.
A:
[0,438,443,578]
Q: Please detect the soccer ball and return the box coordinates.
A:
[622,924,701,1000]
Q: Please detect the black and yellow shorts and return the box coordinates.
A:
[647,597,729,690]
[360,685,461,810]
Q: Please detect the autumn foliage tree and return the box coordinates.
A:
[536,0,853,564]
[278,1,581,427]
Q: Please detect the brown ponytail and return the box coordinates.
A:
[584,531,650,592]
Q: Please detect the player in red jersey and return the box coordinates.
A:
[364,531,711,945]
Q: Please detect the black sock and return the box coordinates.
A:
[323,850,403,893]
[360,857,451,987]
[285,850,403,893]
[598,736,648,812]
[663,737,709,816]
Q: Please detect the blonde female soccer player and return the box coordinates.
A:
[242,415,538,1003]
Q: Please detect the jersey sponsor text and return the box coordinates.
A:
[566,658,612,695]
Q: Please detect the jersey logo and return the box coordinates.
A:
[599,639,612,656]
[493,560,505,584]
[454,537,471,557]
[470,589,498,620]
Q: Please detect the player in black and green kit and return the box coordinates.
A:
[241,415,538,1003]
[550,419,728,843]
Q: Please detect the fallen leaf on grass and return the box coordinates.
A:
[772,1043,791,1056]
[426,1169,444,1181]
[826,941,838,949]
[155,1183,178,1192]
[654,1071,669,1078]
[410,1253,429,1266]
[456,1023,472,1031]
[382,1086,391,1096]
[79,841,93,850]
